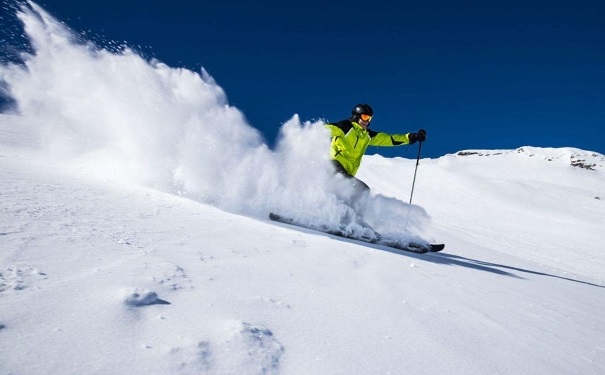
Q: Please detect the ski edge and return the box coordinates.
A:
[269,213,444,254]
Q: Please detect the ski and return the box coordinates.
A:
[269,213,444,254]
[426,243,445,252]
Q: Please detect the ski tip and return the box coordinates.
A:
[430,243,445,252]
[269,212,292,223]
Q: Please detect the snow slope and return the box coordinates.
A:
[1,118,604,375]
[2,2,605,374]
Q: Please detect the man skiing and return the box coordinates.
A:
[269,103,445,253]
[326,103,426,201]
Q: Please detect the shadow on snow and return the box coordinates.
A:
[431,253,605,289]
[271,219,604,289]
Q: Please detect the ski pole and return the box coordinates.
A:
[404,140,423,230]
[408,140,422,206]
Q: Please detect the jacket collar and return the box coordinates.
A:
[351,121,368,133]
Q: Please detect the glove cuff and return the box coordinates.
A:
[408,133,417,144]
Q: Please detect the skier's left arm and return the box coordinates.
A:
[368,129,426,146]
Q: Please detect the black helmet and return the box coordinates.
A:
[352,103,373,117]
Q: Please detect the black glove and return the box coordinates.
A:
[409,129,427,144]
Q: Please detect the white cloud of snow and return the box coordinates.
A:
[0,2,428,243]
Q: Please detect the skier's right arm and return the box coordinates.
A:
[325,121,349,138]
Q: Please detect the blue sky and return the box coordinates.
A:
[2,0,604,158]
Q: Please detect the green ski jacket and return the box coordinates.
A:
[326,119,412,176]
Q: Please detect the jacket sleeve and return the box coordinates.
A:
[325,123,345,138]
[325,120,352,137]
[368,131,412,146]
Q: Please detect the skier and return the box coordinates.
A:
[326,103,426,204]
[270,103,444,252]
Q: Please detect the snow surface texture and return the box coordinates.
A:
[1,2,605,375]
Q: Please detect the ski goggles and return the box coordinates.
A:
[360,114,373,122]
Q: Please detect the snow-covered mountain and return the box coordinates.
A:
[1,2,605,374]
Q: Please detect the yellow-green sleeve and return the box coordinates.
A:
[368,132,411,146]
